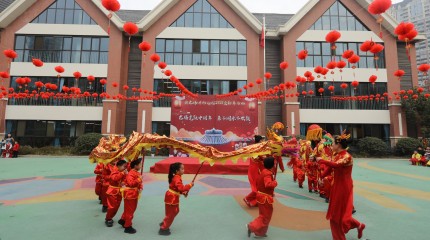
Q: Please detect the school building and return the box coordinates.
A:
[0,0,424,147]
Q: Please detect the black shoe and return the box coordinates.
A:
[325,198,329,203]
[118,219,125,227]
[159,228,171,236]
[102,206,108,213]
[99,200,102,204]
[299,185,303,189]
[309,190,312,193]
[246,224,251,238]
[124,226,137,234]
[319,194,324,198]
[105,220,113,227]
[352,209,357,214]
[159,222,163,227]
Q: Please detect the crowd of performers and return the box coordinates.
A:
[93,158,193,235]
[410,146,430,166]
[244,124,365,240]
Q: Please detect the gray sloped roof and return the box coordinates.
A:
[0,0,15,13]
[116,10,151,22]
[253,13,294,30]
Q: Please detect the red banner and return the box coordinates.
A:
[170,95,258,151]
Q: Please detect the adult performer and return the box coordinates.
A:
[318,132,365,240]
[244,135,265,207]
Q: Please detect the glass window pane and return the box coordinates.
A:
[203,0,211,12]
[201,54,209,65]
[211,54,219,66]
[57,0,66,8]
[183,54,192,65]
[314,18,322,30]
[192,40,201,52]
[185,13,193,27]
[65,10,73,24]
[229,54,237,66]
[356,20,364,31]
[38,11,47,23]
[220,54,228,66]
[201,40,209,53]
[339,16,347,30]
[53,37,63,50]
[202,13,210,27]
[194,0,203,11]
[322,16,330,29]
[71,51,81,63]
[330,2,339,15]
[165,53,174,64]
[15,36,25,49]
[82,12,91,24]
[174,40,182,52]
[330,16,339,29]
[322,43,331,55]
[156,39,165,52]
[81,51,90,63]
[183,40,192,53]
[313,56,322,66]
[347,17,355,30]
[238,55,246,66]
[192,53,201,65]
[166,40,174,52]
[176,15,185,27]
[99,52,108,64]
[56,9,65,23]
[211,40,220,53]
[338,4,347,16]
[66,0,74,8]
[229,41,237,53]
[211,14,220,27]
[73,10,83,24]
[313,43,321,55]
[305,56,313,67]
[100,38,109,51]
[82,38,91,50]
[219,16,228,28]
[305,42,313,54]
[193,13,202,27]
[46,9,56,23]
[91,38,100,50]
[90,51,99,63]
[174,53,182,65]
[238,41,246,54]
[220,41,228,53]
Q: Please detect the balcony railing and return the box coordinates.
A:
[7,97,103,106]
[299,97,388,110]
[154,98,172,107]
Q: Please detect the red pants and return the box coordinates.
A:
[95,182,102,196]
[101,185,109,206]
[307,178,317,191]
[297,171,305,187]
[249,203,273,237]
[161,204,179,230]
[122,198,138,227]
[329,218,360,240]
[293,169,298,181]
[105,194,122,220]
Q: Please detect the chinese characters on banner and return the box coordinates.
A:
[170,95,258,151]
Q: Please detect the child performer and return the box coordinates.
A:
[306,155,319,193]
[105,160,127,227]
[244,135,265,208]
[120,158,143,234]
[410,150,421,166]
[94,162,104,204]
[318,132,365,240]
[12,141,19,158]
[159,162,194,236]
[247,157,278,238]
[101,163,113,212]
[295,158,305,189]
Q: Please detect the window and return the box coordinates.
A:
[156,39,246,66]
[170,0,233,28]
[14,35,109,64]
[32,0,96,25]
[309,1,368,31]
[296,42,385,69]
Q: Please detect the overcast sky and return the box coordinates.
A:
[118,0,404,14]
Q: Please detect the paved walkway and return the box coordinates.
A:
[0,157,429,240]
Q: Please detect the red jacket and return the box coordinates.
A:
[94,163,104,183]
[306,161,319,180]
[106,166,126,196]
[123,169,143,199]
[102,164,113,187]
[164,175,192,205]
[12,143,20,151]
[256,169,278,204]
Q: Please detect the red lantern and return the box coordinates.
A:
[348,55,360,64]
[328,85,335,92]
[368,0,392,37]
[304,71,312,78]
[264,72,272,79]
[123,22,138,35]
[35,81,44,89]
[158,62,167,69]
[308,90,314,95]
[342,50,354,59]
[73,71,82,80]
[326,61,337,70]
[418,64,430,74]
[112,82,118,88]
[340,83,348,89]
[248,82,254,88]
[412,94,418,100]
[394,22,415,36]
[394,69,405,80]
[417,87,424,93]
[256,78,263,84]
[0,71,10,79]
[425,93,430,99]
[336,60,347,69]
[370,43,384,54]
[407,89,414,95]
[150,53,161,63]
[123,85,129,91]
[101,0,120,34]
[164,70,172,77]
[100,79,107,85]
[325,30,341,44]
[302,91,307,96]
[32,58,44,67]
[360,41,374,52]
[399,29,418,42]
[3,49,17,59]
[369,75,378,84]
[318,88,324,95]
[351,81,359,88]
[139,41,151,52]
[280,61,288,70]
[314,66,323,74]
[297,50,308,60]
[55,66,65,74]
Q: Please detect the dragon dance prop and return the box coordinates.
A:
[89,132,285,166]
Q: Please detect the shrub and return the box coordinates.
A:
[395,138,423,156]
[73,133,103,155]
[19,145,34,155]
[357,137,389,157]
[17,146,73,155]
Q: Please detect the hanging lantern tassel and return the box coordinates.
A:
[101,0,121,35]
[123,22,139,52]
[368,0,392,38]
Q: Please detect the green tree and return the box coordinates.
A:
[401,88,430,138]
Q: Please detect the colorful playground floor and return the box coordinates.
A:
[0,157,429,240]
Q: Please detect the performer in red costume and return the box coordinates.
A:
[105,160,127,227]
[294,158,305,188]
[101,163,114,212]
[319,132,366,240]
[119,158,143,234]
[306,156,319,193]
[315,132,334,201]
[247,157,278,238]
[159,162,193,236]
[244,135,265,208]
[93,162,104,204]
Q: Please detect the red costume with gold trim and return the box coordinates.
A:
[101,164,113,207]
[120,169,143,228]
[306,160,318,192]
[320,150,363,240]
[161,174,192,230]
[94,163,104,197]
[244,156,265,207]
[294,157,305,188]
[248,169,277,237]
[105,166,126,221]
